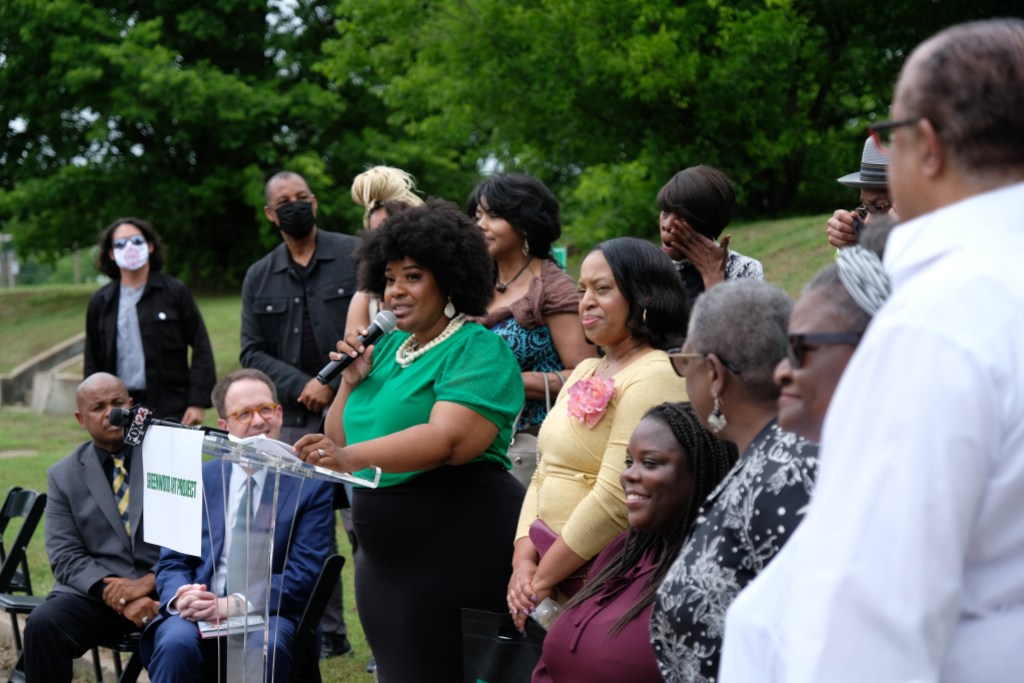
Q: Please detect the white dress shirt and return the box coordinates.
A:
[212,464,267,597]
[719,181,1024,683]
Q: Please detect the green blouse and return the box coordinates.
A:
[344,322,524,488]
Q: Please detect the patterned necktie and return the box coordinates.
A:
[226,476,254,593]
[111,454,131,535]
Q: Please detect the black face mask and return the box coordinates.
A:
[273,200,315,239]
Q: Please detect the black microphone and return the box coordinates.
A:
[110,405,227,446]
[316,310,398,385]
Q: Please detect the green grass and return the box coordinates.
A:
[730,213,836,296]
[0,285,98,373]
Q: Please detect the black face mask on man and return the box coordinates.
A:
[273,200,315,239]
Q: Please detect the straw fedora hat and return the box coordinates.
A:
[837,138,889,189]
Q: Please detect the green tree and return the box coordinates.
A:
[0,0,386,288]
[319,0,1015,251]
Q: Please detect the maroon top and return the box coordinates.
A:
[532,531,663,683]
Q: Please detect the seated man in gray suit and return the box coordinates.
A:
[23,372,161,682]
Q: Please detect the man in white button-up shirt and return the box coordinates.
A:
[720,18,1024,683]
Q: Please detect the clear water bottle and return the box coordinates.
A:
[529,598,562,630]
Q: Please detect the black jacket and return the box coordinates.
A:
[84,272,216,418]
[240,229,359,427]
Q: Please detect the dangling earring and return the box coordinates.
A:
[708,391,727,434]
[522,237,530,257]
[642,308,648,326]
[444,297,456,318]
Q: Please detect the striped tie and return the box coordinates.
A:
[111,454,131,535]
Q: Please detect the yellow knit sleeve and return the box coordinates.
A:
[559,352,687,559]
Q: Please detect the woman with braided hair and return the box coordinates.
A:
[532,403,737,683]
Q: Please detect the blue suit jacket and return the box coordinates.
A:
[152,459,333,620]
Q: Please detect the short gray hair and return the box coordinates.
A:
[688,280,792,401]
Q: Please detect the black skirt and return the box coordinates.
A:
[352,461,525,683]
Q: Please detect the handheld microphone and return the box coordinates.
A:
[316,310,398,385]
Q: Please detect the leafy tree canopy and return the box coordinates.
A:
[1,0,1015,286]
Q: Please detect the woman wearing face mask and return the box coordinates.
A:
[85,217,216,424]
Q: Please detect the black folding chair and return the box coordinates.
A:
[0,486,48,683]
[92,632,144,683]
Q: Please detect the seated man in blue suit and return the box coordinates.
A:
[141,368,333,682]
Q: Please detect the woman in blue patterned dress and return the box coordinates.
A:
[468,174,596,485]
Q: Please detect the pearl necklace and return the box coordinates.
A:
[395,314,467,368]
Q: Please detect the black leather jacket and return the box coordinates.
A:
[84,272,216,418]
[240,229,359,427]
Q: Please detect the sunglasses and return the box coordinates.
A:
[666,347,742,377]
[226,402,280,424]
[113,235,147,249]
[786,333,863,369]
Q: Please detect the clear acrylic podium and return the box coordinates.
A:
[196,432,380,682]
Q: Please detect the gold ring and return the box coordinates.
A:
[317,448,325,458]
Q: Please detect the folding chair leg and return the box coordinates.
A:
[113,649,123,678]
[8,613,22,652]
[92,646,105,682]
[119,651,143,683]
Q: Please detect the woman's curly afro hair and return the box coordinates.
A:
[356,198,495,316]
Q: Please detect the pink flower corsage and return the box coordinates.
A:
[566,376,617,428]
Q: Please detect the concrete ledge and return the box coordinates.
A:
[0,333,85,406]
[31,355,83,416]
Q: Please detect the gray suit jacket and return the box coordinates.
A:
[45,441,161,599]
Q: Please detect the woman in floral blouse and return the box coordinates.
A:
[508,237,689,630]
[651,279,818,683]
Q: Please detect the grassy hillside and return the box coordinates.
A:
[0,213,834,375]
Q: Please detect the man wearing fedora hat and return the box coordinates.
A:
[826,137,897,248]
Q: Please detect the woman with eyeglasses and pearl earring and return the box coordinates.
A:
[85,217,215,425]
[651,279,817,683]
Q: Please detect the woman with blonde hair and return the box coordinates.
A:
[350,165,424,230]
[346,165,425,337]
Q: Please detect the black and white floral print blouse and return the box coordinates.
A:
[650,419,818,683]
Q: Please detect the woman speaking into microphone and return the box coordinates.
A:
[295,199,525,683]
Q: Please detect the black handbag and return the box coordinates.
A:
[462,608,547,683]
